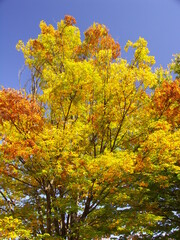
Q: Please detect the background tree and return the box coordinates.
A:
[170,53,180,79]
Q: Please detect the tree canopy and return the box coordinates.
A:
[0,16,179,239]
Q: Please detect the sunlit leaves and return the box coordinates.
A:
[0,216,31,239]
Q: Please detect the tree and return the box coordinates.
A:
[0,16,179,239]
[170,53,180,79]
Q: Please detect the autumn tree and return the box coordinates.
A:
[0,16,179,239]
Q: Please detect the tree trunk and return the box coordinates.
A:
[61,213,66,238]
[46,191,52,235]
[37,196,45,234]
[68,213,79,240]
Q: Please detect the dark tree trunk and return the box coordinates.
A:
[54,215,60,236]
[46,191,52,235]
[61,213,66,238]
[68,212,79,240]
[37,196,45,234]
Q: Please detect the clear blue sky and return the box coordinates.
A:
[0,0,180,89]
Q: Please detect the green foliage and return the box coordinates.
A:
[170,53,180,78]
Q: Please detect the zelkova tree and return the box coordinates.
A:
[0,16,179,239]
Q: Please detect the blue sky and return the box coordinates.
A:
[0,0,180,89]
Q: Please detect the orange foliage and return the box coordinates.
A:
[0,89,44,133]
[64,15,76,26]
[32,40,44,51]
[76,23,120,60]
[153,79,180,126]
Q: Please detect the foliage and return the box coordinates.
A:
[0,216,31,239]
[169,53,180,78]
[0,16,179,239]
